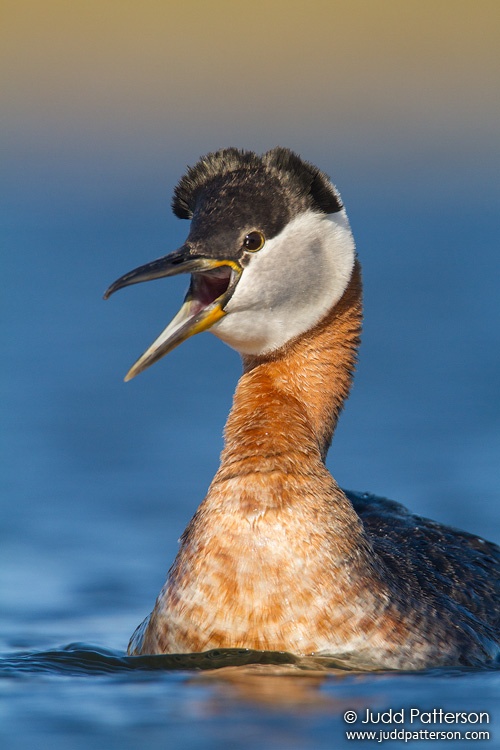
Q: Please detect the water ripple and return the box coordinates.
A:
[2,643,499,679]
[0,643,305,677]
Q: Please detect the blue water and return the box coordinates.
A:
[2,645,500,750]
[2,148,499,748]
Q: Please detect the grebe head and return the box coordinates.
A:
[104,148,356,380]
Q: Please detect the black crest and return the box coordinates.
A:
[172,147,343,220]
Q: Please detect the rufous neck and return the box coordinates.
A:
[221,261,362,465]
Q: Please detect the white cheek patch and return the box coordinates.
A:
[212,209,356,356]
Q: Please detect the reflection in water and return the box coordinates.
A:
[3,643,494,698]
[0,643,374,717]
[194,665,340,712]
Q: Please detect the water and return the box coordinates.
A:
[2,646,499,749]
[2,149,499,747]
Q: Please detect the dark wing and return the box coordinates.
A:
[346,490,500,655]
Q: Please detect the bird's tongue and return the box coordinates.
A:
[191,267,233,309]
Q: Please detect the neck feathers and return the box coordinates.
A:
[222,260,362,466]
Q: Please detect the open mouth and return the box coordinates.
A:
[190,266,235,311]
[105,258,242,380]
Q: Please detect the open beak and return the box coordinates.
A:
[104,245,242,380]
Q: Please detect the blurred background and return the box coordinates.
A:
[2,0,499,652]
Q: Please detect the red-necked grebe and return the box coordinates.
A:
[105,148,500,669]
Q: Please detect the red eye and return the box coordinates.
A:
[243,231,265,252]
